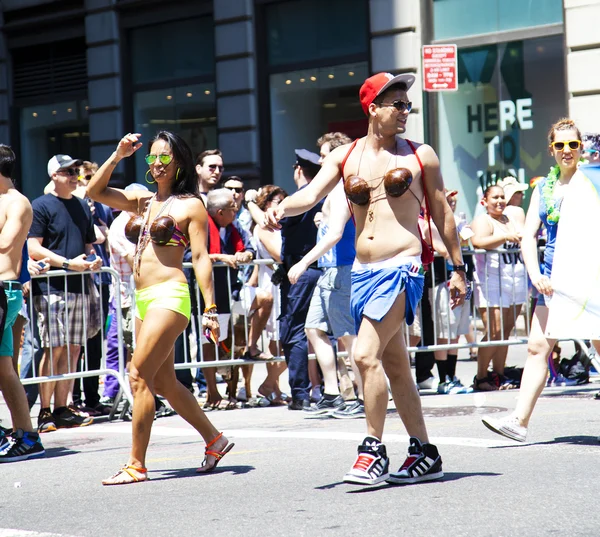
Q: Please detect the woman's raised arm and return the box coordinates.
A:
[87,133,145,214]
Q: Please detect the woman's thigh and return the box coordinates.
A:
[132,309,188,380]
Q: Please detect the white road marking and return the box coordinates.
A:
[52,424,513,448]
[0,530,82,537]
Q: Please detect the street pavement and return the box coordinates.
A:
[1,343,600,537]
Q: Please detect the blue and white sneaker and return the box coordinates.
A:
[437,376,472,394]
[343,436,389,485]
[331,399,366,419]
[546,374,579,387]
[387,437,443,484]
[0,426,11,454]
[0,429,45,463]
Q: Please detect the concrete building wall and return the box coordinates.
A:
[565,0,600,131]
[213,0,260,175]
[85,0,124,177]
[0,10,9,145]
[369,0,426,141]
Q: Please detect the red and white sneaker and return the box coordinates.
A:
[343,436,390,485]
[387,437,443,484]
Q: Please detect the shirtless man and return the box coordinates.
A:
[0,145,45,462]
[266,73,467,485]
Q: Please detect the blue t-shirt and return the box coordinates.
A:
[317,219,356,268]
[18,243,30,284]
[90,200,113,286]
[29,194,96,294]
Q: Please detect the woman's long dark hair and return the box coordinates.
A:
[147,131,199,198]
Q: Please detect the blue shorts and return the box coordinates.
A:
[536,265,552,308]
[0,286,23,357]
[350,255,425,334]
[305,265,355,338]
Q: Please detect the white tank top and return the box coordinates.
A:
[474,214,525,281]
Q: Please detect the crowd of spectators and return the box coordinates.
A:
[2,127,600,463]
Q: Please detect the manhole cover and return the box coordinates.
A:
[541,392,597,400]
[387,406,507,418]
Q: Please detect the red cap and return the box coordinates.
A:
[359,72,416,115]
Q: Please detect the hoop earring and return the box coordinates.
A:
[176,168,181,182]
[145,170,156,185]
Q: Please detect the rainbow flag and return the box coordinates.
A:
[546,164,600,339]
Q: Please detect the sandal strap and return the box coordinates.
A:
[205,432,224,450]
[120,465,148,482]
[205,449,226,460]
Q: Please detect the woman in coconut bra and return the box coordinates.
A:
[87,130,233,485]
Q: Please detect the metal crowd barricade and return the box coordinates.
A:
[168,260,285,375]
[19,266,132,407]
[405,246,531,354]
[406,246,600,375]
[100,247,600,417]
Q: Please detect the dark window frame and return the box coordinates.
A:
[119,6,216,183]
[255,0,370,185]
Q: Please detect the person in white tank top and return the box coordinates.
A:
[471,185,526,391]
[248,186,289,404]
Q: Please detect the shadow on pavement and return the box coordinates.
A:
[44,446,80,459]
[535,435,600,447]
[316,472,501,493]
[148,464,254,481]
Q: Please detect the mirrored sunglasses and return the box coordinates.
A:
[145,154,173,165]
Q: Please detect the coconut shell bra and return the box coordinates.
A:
[341,138,419,206]
[127,195,190,277]
[125,197,189,248]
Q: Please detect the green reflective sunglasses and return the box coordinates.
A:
[145,154,173,165]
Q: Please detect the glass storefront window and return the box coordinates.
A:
[133,83,217,182]
[266,0,368,66]
[433,0,563,40]
[270,62,368,193]
[436,36,566,221]
[19,100,89,199]
[131,18,215,84]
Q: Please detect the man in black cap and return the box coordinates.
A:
[279,149,324,409]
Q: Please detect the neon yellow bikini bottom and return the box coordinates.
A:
[135,281,191,321]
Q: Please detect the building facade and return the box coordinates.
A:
[0,0,597,217]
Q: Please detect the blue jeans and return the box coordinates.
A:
[279,267,321,402]
[19,298,43,409]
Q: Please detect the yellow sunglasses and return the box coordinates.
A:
[551,140,581,151]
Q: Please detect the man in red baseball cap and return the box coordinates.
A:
[359,72,416,115]
[264,72,466,486]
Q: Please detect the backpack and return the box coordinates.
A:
[559,348,590,384]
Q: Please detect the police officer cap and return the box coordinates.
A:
[294,149,321,169]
